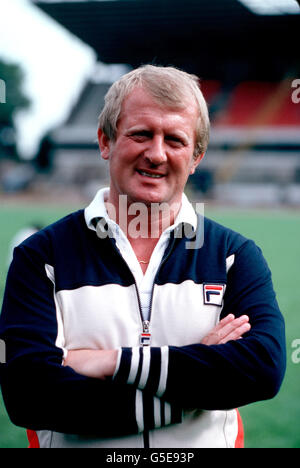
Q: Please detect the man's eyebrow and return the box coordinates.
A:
[128,128,152,134]
[126,125,151,133]
[126,126,191,143]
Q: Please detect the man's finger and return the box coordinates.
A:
[219,322,251,344]
[201,315,250,345]
[215,315,249,340]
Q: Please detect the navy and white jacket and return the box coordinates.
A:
[0,193,286,448]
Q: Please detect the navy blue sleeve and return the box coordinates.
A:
[0,243,181,435]
[115,240,286,410]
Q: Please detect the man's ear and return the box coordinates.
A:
[190,152,205,175]
[97,128,111,160]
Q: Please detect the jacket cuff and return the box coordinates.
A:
[135,390,182,432]
[114,346,182,428]
[114,346,169,397]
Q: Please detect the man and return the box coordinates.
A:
[0,65,286,448]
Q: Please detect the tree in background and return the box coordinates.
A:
[0,59,31,160]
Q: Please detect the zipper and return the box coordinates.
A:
[102,227,178,448]
[99,221,178,342]
[140,319,151,346]
[135,234,178,450]
[147,230,177,324]
[133,229,177,344]
[138,232,177,449]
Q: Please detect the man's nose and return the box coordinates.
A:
[144,137,167,165]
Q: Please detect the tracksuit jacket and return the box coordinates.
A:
[0,197,286,448]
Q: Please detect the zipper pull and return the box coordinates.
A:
[140,320,151,346]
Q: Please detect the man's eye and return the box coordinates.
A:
[131,131,152,140]
[165,136,184,146]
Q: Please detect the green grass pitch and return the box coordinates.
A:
[0,203,299,448]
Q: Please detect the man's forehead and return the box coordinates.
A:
[118,86,199,124]
[122,85,195,110]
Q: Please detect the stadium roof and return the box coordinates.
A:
[33,0,300,81]
[238,0,300,15]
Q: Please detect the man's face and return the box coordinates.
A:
[98,87,204,208]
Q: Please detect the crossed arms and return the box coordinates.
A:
[0,238,286,436]
[64,313,251,379]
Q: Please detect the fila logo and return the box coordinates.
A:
[140,333,151,346]
[203,284,225,306]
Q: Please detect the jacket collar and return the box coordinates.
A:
[84,187,197,234]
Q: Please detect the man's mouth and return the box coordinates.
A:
[136,170,165,179]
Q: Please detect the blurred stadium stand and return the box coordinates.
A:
[34,81,112,192]
[31,0,300,205]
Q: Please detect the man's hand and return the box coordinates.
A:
[63,349,118,380]
[201,314,251,346]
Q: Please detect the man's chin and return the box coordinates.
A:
[129,194,167,207]
[124,187,167,206]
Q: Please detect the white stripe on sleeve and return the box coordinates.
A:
[156,345,169,397]
[127,346,140,385]
[135,390,144,433]
[138,346,151,390]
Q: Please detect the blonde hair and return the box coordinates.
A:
[98,64,210,157]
